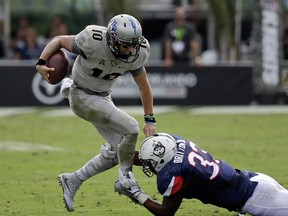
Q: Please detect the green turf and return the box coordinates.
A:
[0,107,288,216]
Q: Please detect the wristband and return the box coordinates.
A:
[144,114,156,126]
[136,192,149,205]
[35,59,47,66]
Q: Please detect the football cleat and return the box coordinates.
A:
[114,180,140,204]
[58,172,82,212]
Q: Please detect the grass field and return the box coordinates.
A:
[0,106,288,216]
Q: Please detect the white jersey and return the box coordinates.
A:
[72,25,150,92]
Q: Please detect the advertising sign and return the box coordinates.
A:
[0,65,252,106]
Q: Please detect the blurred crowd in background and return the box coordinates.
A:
[8,15,69,60]
[0,0,288,65]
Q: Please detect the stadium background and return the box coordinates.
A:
[1,1,288,216]
[0,0,288,106]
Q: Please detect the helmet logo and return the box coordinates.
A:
[128,16,137,35]
[110,19,118,37]
[152,141,165,158]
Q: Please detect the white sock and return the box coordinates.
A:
[75,154,118,181]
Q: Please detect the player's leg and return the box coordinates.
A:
[72,106,140,178]
[59,90,139,211]
[74,127,121,181]
[90,103,139,175]
[62,92,123,180]
[70,89,137,175]
[241,173,288,215]
[86,101,140,186]
[58,90,119,211]
[58,128,120,212]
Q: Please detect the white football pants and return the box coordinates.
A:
[241,173,288,216]
[69,87,139,176]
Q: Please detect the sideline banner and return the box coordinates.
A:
[0,66,68,106]
[113,66,253,105]
[0,65,252,106]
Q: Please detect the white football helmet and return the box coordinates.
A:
[106,14,144,62]
[139,133,177,177]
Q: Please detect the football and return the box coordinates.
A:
[46,49,69,85]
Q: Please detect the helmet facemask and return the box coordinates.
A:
[141,159,158,178]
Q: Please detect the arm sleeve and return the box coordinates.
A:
[162,176,184,197]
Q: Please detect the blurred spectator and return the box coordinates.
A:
[46,15,69,39]
[45,15,77,64]
[10,15,34,59]
[14,27,43,60]
[16,16,31,42]
[162,6,202,67]
[173,0,196,7]
[173,0,182,7]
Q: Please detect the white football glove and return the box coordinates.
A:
[119,171,142,195]
[116,171,149,205]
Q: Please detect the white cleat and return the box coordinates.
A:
[58,172,82,212]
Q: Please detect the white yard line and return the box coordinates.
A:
[0,105,288,118]
[190,105,288,115]
[0,106,178,117]
[0,107,38,117]
[41,106,178,117]
[0,140,64,152]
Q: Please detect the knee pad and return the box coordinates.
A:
[100,143,117,159]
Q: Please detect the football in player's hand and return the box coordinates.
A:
[46,49,69,85]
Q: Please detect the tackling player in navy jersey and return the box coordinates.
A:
[36,14,156,212]
[115,133,288,216]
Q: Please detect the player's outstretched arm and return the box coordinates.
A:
[116,170,183,216]
[132,68,156,137]
[143,192,183,216]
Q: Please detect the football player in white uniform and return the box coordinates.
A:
[35,14,156,212]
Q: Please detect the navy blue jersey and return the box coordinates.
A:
[157,134,258,212]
